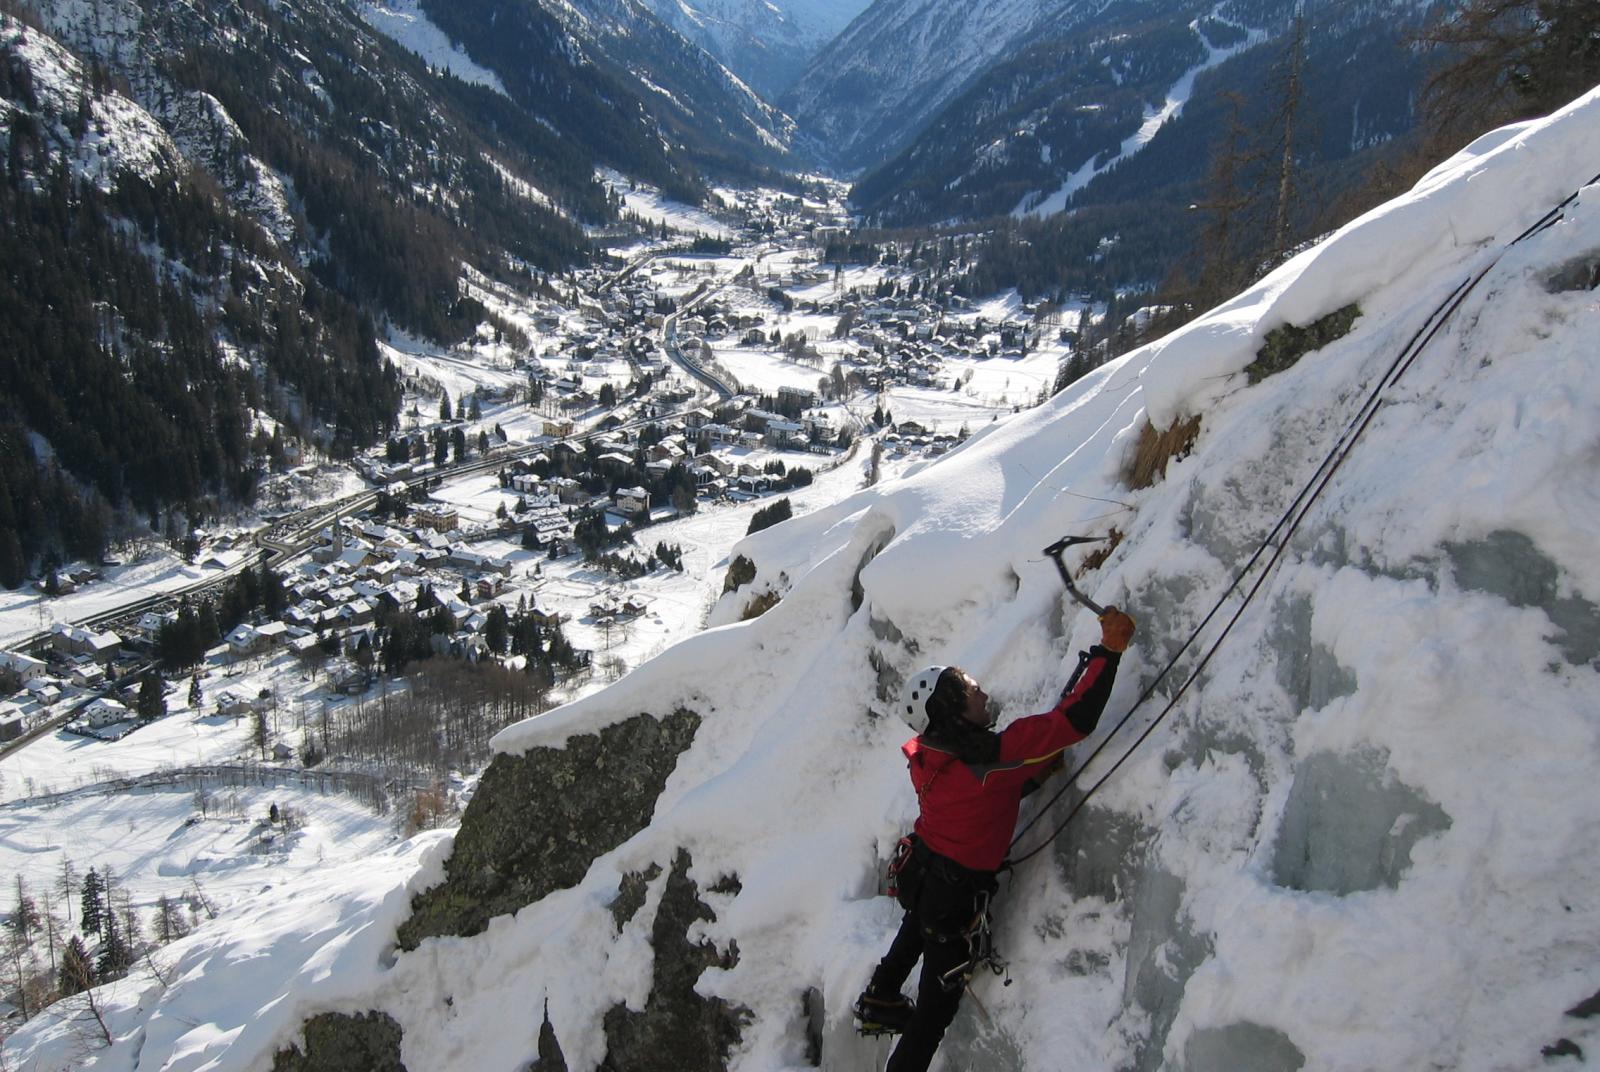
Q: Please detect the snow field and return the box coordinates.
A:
[356,1,509,97]
[0,780,394,919]
[599,171,735,240]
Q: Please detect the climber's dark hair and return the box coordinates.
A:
[922,667,1000,764]
[923,668,968,730]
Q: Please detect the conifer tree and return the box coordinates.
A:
[40,889,58,976]
[59,934,92,996]
[485,604,509,655]
[80,870,104,937]
[99,867,116,932]
[1269,11,1308,265]
[155,894,187,944]
[96,907,129,981]
[1419,0,1600,138]
[5,924,32,1019]
[253,706,271,760]
[121,900,143,965]
[0,528,22,591]
[260,557,287,616]
[137,669,167,721]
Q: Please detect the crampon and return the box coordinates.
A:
[853,993,913,1037]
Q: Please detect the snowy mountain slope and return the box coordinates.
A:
[9,91,1600,1071]
[847,0,1430,229]
[356,0,511,97]
[0,18,178,187]
[419,0,800,184]
[783,0,1071,172]
[779,0,872,40]
[0,0,631,559]
[1010,12,1269,219]
[639,0,871,99]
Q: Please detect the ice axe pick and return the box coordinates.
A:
[1043,535,1108,618]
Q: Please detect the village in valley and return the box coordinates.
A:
[0,180,1076,818]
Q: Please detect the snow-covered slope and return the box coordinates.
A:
[844,0,1431,229]
[538,0,800,170]
[10,91,1600,1071]
[356,0,511,96]
[0,17,179,188]
[779,0,871,39]
[783,0,1087,173]
[640,0,870,99]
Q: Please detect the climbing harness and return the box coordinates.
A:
[938,889,1011,993]
[1010,170,1600,868]
[885,834,917,904]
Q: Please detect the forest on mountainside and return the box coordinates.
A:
[0,147,402,586]
[416,0,699,201]
[940,0,1600,381]
[415,0,793,202]
[156,0,594,341]
[1145,0,1600,340]
[0,0,633,583]
[858,11,1426,302]
[849,9,1211,225]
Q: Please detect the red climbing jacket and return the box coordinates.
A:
[903,647,1122,873]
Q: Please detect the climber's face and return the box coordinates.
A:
[959,672,992,728]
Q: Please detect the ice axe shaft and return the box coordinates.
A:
[1043,536,1108,617]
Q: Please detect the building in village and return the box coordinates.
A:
[80,697,130,729]
[51,623,121,664]
[613,487,651,519]
[1,650,47,684]
[412,503,460,533]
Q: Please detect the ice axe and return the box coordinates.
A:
[1043,535,1108,617]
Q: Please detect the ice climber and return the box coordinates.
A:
[855,607,1136,1071]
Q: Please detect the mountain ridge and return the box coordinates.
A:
[846,0,1431,230]
[784,0,1106,174]
[638,0,871,100]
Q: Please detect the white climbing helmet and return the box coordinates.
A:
[899,665,949,734]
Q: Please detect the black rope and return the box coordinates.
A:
[1006,172,1600,867]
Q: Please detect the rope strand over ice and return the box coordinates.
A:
[1006,170,1600,867]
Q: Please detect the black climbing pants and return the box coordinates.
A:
[869,847,996,1072]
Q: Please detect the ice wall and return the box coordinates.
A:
[1269,748,1451,895]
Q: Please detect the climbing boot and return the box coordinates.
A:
[853,990,914,1036]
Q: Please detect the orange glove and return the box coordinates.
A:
[1099,607,1136,653]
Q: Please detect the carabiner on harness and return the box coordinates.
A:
[937,889,1011,992]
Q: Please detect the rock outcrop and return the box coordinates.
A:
[398,709,701,950]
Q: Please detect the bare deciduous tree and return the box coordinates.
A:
[1417,0,1600,142]
[56,857,77,926]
